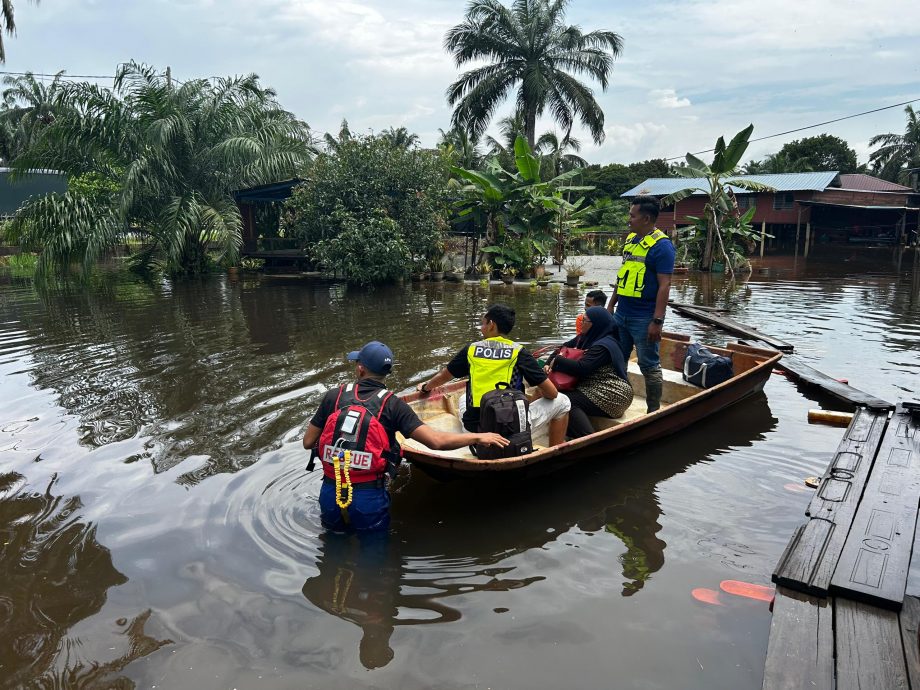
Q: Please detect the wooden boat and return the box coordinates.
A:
[398,334,781,479]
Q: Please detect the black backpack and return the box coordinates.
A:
[683,343,733,388]
[473,382,532,459]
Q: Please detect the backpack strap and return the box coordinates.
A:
[333,383,353,410]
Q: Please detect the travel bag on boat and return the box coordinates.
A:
[473,382,532,459]
[547,346,585,391]
[682,343,733,388]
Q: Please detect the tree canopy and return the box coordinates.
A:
[869,105,920,183]
[283,135,452,284]
[445,0,623,147]
[6,62,316,277]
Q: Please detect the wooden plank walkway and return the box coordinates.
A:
[764,404,920,689]
[668,303,795,352]
[667,301,894,410]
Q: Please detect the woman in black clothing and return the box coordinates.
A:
[547,306,634,438]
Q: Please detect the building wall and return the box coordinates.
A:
[0,170,67,217]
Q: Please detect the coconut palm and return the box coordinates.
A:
[445,0,623,148]
[438,126,483,169]
[0,70,66,161]
[8,61,317,277]
[869,105,920,183]
[379,126,419,150]
[536,130,587,176]
[323,118,352,154]
[0,0,39,63]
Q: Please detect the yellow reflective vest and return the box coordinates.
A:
[466,336,522,407]
[616,229,669,299]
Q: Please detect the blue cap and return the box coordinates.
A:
[346,341,394,375]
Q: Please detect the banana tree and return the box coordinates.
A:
[451,135,592,270]
[662,125,774,274]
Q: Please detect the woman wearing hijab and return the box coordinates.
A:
[546,306,634,438]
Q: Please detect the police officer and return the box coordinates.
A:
[417,304,570,447]
[606,195,676,412]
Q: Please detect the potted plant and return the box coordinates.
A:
[475,261,492,280]
[444,258,460,282]
[428,258,445,282]
[564,260,586,287]
[500,266,517,284]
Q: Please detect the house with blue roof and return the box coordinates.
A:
[621,172,919,255]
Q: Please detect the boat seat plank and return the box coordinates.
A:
[761,587,833,690]
[773,408,890,596]
[830,405,920,610]
[835,597,909,690]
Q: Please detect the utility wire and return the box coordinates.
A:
[664,97,920,162]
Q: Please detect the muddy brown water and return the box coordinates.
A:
[1,249,918,689]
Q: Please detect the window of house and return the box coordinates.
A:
[736,195,755,209]
[773,192,795,210]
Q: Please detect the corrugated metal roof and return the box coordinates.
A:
[837,174,913,192]
[621,171,840,197]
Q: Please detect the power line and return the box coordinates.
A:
[664,97,920,162]
[0,70,116,79]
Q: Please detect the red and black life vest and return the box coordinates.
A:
[318,383,397,483]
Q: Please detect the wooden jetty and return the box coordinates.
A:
[668,301,894,411]
[764,403,920,689]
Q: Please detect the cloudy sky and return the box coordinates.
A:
[5,0,920,166]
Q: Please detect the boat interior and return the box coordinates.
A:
[399,337,772,459]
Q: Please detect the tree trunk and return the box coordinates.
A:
[702,208,716,270]
[524,106,537,150]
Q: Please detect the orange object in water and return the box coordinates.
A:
[691,587,723,606]
[575,313,585,335]
[720,580,773,602]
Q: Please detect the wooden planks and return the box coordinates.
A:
[668,303,795,352]
[835,597,909,690]
[773,408,890,596]
[830,405,920,610]
[761,587,833,690]
[775,353,895,412]
[900,596,920,689]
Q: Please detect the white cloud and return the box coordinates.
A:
[650,89,691,109]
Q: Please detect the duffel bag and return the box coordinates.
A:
[682,343,733,388]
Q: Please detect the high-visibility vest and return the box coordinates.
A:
[616,229,669,299]
[466,336,522,408]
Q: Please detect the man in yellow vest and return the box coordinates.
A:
[607,195,675,412]
[417,303,570,447]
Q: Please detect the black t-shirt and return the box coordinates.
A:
[446,341,547,431]
[310,379,424,449]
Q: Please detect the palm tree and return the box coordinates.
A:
[536,130,587,177]
[483,113,526,168]
[0,71,66,161]
[438,126,483,169]
[323,118,352,153]
[0,0,39,63]
[379,126,419,150]
[869,105,920,183]
[8,61,317,277]
[445,0,623,148]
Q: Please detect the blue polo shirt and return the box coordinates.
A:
[615,237,676,318]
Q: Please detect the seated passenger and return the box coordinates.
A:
[546,307,634,439]
[575,290,607,336]
[416,303,570,448]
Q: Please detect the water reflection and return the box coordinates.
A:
[296,394,776,669]
[0,472,171,687]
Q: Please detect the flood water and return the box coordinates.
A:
[1,248,918,689]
